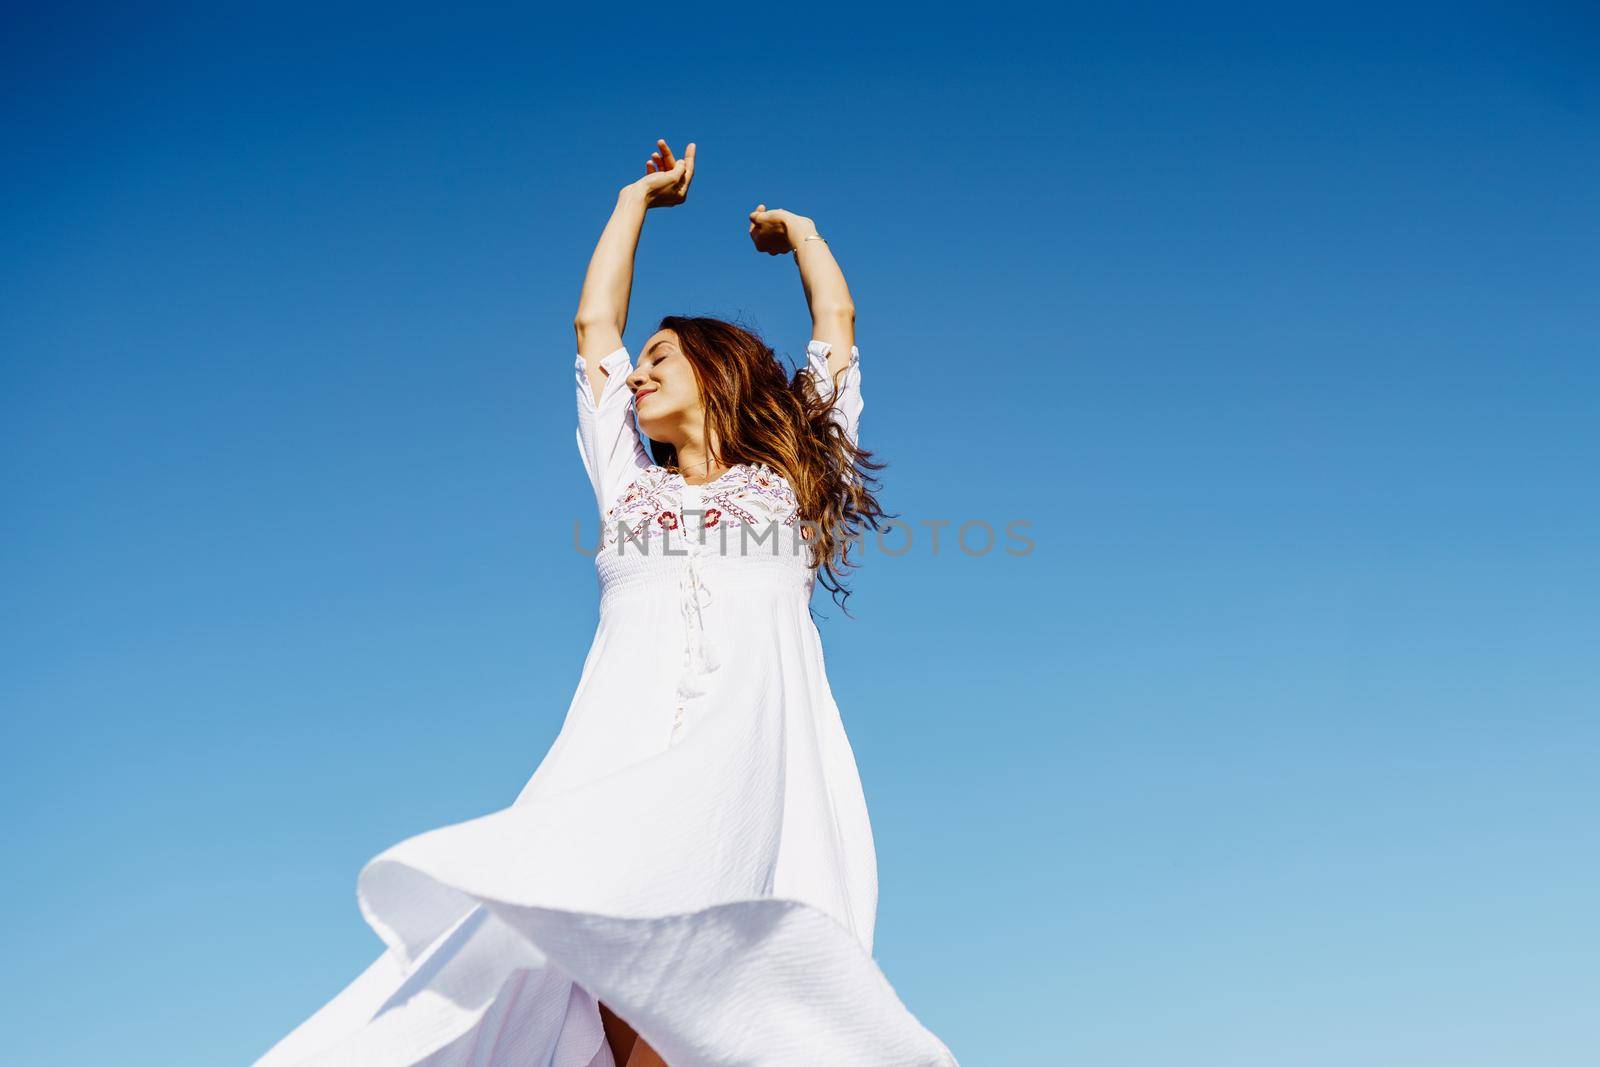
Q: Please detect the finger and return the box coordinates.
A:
[657,139,676,168]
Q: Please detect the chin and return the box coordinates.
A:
[636,406,681,438]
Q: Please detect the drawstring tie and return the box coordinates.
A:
[672,550,720,741]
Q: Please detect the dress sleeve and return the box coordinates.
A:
[803,339,864,447]
[575,345,652,519]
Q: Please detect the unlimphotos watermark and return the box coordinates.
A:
[572,512,1035,559]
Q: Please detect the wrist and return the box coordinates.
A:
[781,213,817,240]
[618,183,649,209]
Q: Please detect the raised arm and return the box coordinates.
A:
[573,139,697,404]
[749,205,856,389]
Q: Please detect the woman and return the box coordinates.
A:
[253,138,957,1067]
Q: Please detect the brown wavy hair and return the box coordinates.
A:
[648,314,887,612]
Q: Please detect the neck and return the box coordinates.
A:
[672,438,726,484]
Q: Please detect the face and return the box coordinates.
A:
[628,329,704,442]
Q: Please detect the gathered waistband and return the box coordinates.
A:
[596,552,814,610]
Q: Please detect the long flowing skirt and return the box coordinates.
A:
[252,586,957,1066]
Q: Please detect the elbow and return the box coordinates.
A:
[812,303,855,324]
[573,309,620,333]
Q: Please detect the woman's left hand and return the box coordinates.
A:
[749,204,808,255]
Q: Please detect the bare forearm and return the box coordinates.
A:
[783,213,855,381]
[784,214,854,317]
[572,137,694,397]
[574,187,650,334]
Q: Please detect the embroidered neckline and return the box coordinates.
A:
[666,464,748,492]
[601,461,802,554]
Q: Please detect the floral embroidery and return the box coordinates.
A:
[601,466,680,551]
[700,463,801,531]
[600,463,803,555]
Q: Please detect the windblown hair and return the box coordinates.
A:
[649,315,888,612]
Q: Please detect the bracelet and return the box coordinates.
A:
[800,233,827,245]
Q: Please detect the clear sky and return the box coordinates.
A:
[3,4,1597,1064]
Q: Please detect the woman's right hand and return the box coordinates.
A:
[626,138,696,209]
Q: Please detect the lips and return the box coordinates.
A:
[635,388,656,405]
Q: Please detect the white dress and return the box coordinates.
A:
[252,340,959,1067]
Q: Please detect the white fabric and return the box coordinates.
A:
[804,339,864,449]
[252,339,957,1066]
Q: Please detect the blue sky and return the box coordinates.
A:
[3,4,1597,1064]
